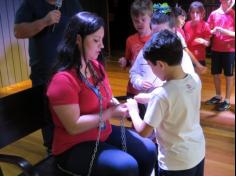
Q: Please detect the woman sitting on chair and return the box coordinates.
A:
[47,11,156,176]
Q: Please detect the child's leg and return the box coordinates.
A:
[222,52,235,101]
[206,51,223,105]
[217,52,235,111]
[211,51,223,97]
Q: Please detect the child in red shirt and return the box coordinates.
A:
[173,4,208,75]
[206,0,235,111]
[118,0,152,96]
[184,1,211,68]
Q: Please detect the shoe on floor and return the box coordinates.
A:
[217,101,231,111]
[205,96,221,105]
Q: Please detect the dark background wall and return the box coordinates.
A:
[0,0,230,87]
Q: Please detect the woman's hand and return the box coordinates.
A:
[105,103,128,119]
[109,97,120,106]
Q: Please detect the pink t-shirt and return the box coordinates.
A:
[184,20,211,61]
[125,33,151,95]
[207,8,235,52]
[47,60,112,155]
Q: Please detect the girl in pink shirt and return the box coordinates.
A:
[184,1,211,67]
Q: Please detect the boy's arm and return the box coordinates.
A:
[126,99,153,137]
[134,92,152,104]
[129,51,145,90]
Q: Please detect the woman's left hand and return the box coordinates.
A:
[110,103,128,118]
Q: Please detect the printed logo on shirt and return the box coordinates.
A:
[186,83,195,93]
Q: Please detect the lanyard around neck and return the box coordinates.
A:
[79,72,101,100]
[79,72,106,130]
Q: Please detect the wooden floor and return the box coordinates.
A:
[0,58,235,176]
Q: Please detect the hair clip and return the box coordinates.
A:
[153,2,171,14]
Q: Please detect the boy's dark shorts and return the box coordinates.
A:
[211,51,235,76]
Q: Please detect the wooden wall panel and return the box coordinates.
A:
[0,0,30,88]
[0,0,110,88]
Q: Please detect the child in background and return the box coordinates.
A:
[173,4,207,75]
[118,0,152,97]
[184,1,211,72]
[206,0,235,111]
[127,30,205,176]
[173,5,187,41]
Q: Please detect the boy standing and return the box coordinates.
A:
[127,30,205,176]
[206,0,235,111]
[118,0,153,118]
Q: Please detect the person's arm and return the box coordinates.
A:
[211,27,235,37]
[193,38,210,47]
[14,10,61,38]
[126,98,153,137]
[184,48,207,74]
[134,92,153,104]
[53,103,127,135]
[130,51,145,90]
[130,50,154,91]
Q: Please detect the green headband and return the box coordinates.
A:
[153,3,171,14]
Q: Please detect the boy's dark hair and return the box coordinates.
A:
[151,3,176,29]
[189,1,205,18]
[130,0,153,17]
[143,30,183,66]
[173,4,187,18]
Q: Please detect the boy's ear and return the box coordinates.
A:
[157,60,166,69]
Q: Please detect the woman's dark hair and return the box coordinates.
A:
[51,11,105,85]
[143,29,183,66]
[151,3,176,29]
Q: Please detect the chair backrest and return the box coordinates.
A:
[0,85,47,149]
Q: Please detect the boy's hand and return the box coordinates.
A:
[126,98,139,116]
[118,57,127,68]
